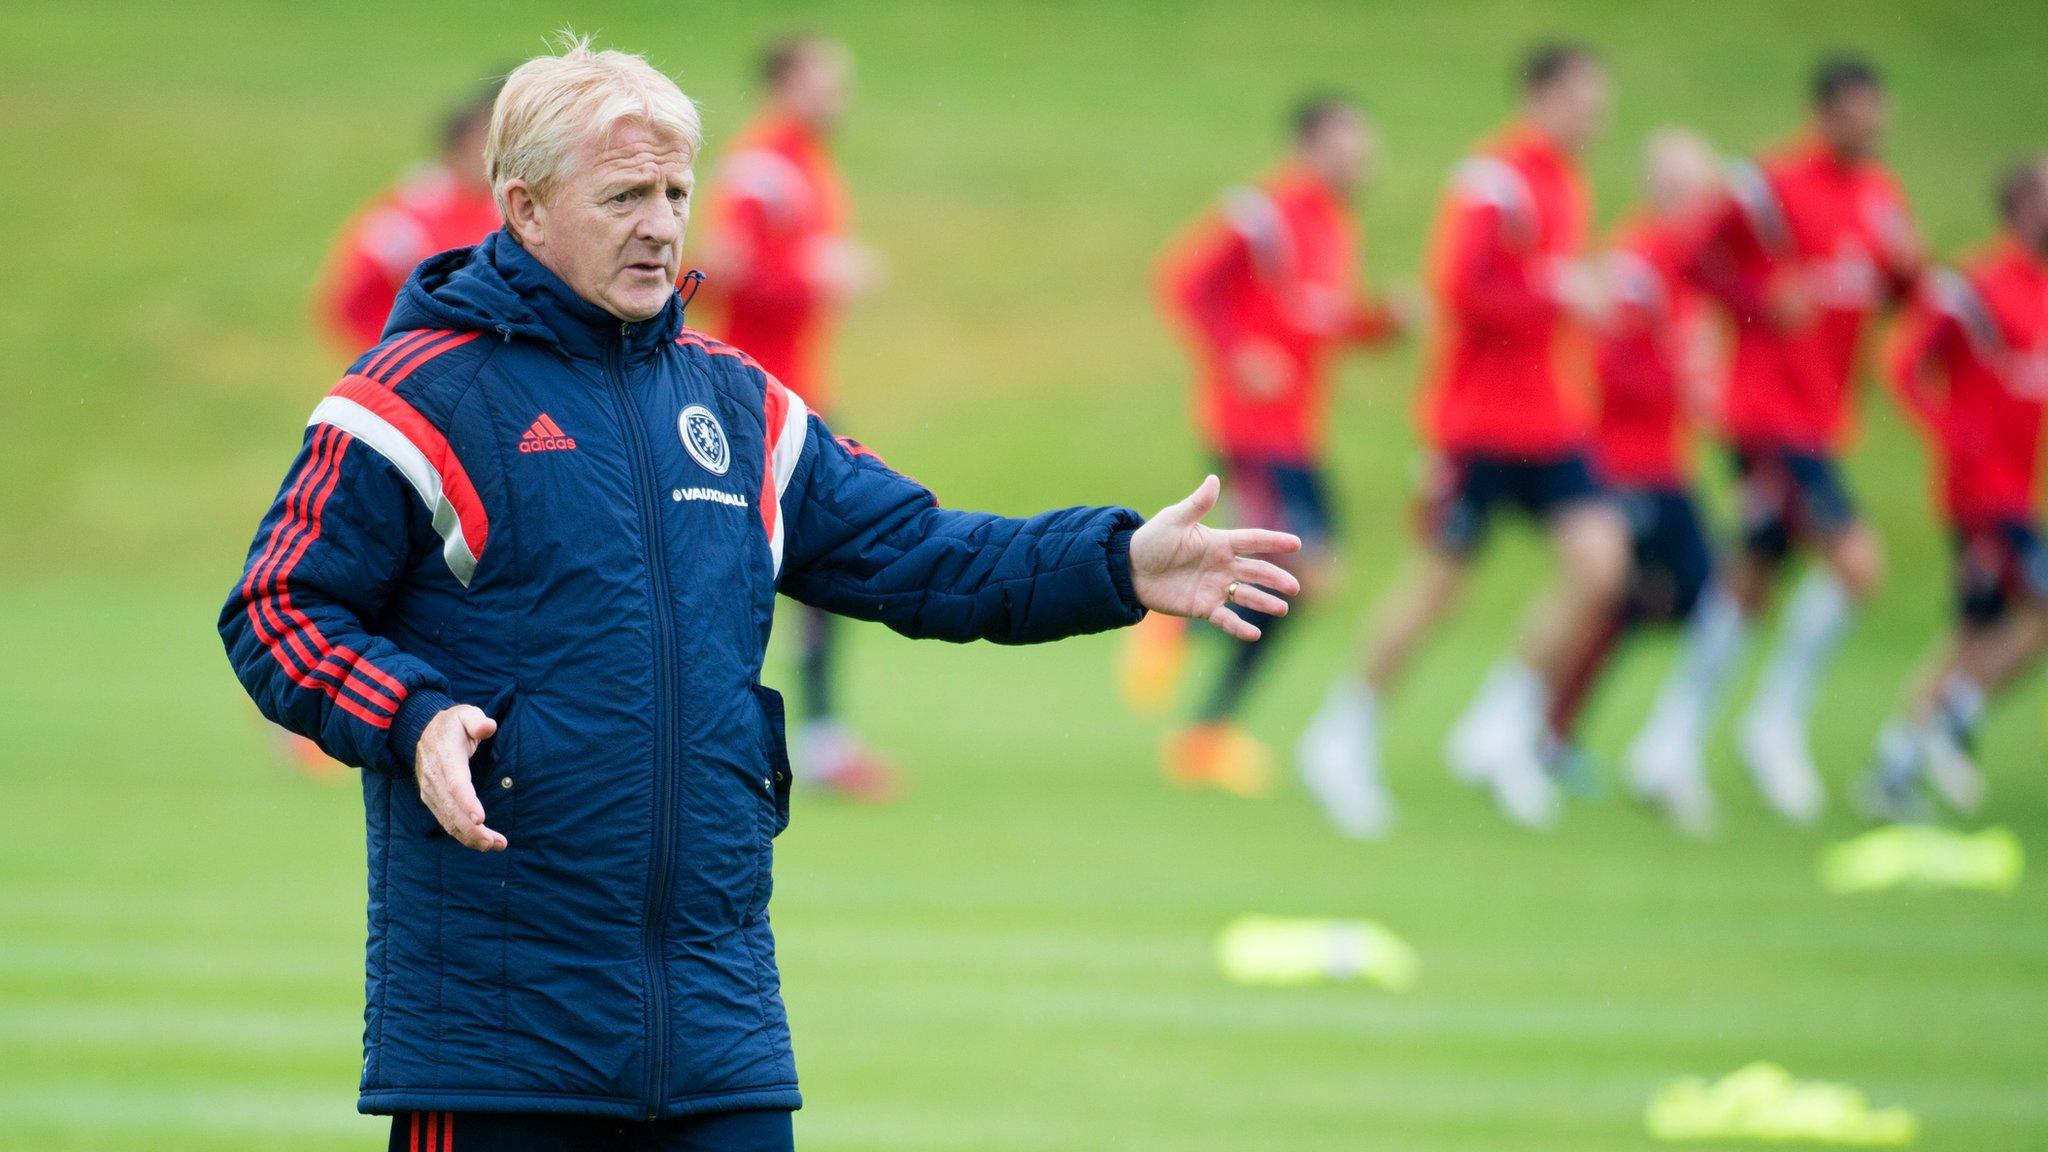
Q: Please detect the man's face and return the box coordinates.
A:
[2017,163,2048,256]
[1536,62,1611,154]
[1304,109,1375,198]
[1817,84,1887,162]
[1644,131,1718,219]
[507,120,693,323]
[779,46,852,132]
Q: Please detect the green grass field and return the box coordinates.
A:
[4,2,2047,1148]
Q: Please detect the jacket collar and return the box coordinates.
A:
[488,232,682,364]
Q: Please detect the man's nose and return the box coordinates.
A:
[637,198,682,246]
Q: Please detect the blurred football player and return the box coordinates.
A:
[1862,157,2048,820]
[1632,55,1924,824]
[1540,129,1726,833]
[700,34,889,799]
[1136,93,1408,796]
[1298,43,1627,835]
[315,78,503,357]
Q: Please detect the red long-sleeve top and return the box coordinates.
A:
[1687,136,1922,451]
[1593,212,1712,487]
[314,164,501,358]
[1157,165,1395,462]
[1888,239,2048,526]
[701,115,849,409]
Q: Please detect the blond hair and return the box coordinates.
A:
[487,32,702,217]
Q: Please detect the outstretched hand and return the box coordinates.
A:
[1128,475,1302,641]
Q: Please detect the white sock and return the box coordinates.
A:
[1491,659,1547,739]
[1319,677,1380,750]
[1936,672,1987,735]
[1747,569,1851,732]
[1873,717,1922,789]
[1640,582,1750,750]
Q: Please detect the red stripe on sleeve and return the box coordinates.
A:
[242,427,407,727]
[331,374,490,560]
[758,378,788,542]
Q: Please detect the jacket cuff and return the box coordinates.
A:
[1106,523,1144,618]
[384,688,457,777]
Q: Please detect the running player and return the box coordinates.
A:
[1862,157,2048,821]
[1540,129,1726,833]
[1630,56,1924,824]
[700,34,888,798]
[1298,43,1628,835]
[315,79,502,357]
[1135,94,1407,796]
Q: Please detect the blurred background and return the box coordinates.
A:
[4,1,2046,1149]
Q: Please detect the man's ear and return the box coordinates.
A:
[502,180,545,248]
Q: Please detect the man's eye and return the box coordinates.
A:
[668,187,688,201]
[610,191,635,205]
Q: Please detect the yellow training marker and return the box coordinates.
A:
[1646,1062,1917,1146]
[1819,825,2023,894]
[1215,915,1419,990]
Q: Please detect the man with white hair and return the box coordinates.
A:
[219,36,1299,1152]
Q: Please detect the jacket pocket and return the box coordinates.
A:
[750,683,792,836]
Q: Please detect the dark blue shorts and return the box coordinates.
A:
[1220,455,1335,544]
[1616,486,1715,623]
[1953,519,2048,626]
[386,1109,793,1152]
[1731,444,1859,562]
[1418,451,1607,558]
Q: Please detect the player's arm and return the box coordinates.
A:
[1439,199,1568,330]
[1676,293,1724,429]
[1874,182,1928,306]
[1884,281,1960,436]
[1683,192,1814,330]
[1340,289,1411,345]
[698,191,816,309]
[315,211,421,356]
[1158,218,1255,354]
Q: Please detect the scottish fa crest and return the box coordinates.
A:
[679,405,730,475]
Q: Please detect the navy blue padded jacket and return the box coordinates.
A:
[219,232,1144,1120]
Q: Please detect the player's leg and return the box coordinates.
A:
[1616,490,1723,835]
[1870,523,2048,816]
[795,605,898,801]
[1633,449,1778,811]
[1738,451,1872,824]
[390,1111,625,1152]
[1446,458,1625,829]
[1542,486,1662,783]
[639,1108,794,1152]
[1542,608,1628,796]
[1296,456,1489,837]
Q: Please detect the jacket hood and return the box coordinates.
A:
[386,230,685,363]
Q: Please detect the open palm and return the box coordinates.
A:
[1129,475,1302,641]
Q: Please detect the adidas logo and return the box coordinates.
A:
[519,413,576,453]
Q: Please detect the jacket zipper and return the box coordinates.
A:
[606,321,678,1120]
